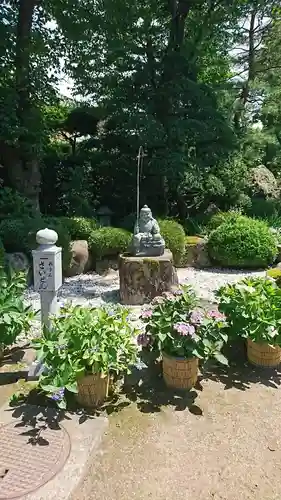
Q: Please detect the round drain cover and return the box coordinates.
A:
[0,421,71,499]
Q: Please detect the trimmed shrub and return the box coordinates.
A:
[57,216,98,241]
[0,219,29,253]
[207,211,242,232]
[158,219,185,265]
[266,268,281,288]
[0,217,71,273]
[89,227,132,259]
[208,216,277,269]
[267,268,281,280]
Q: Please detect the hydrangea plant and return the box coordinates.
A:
[217,277,281,344]
[33,304,139,408]
[138,286,228,365]
[0,267,35,353]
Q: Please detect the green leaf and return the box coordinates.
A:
[192,349,203,359]
[158,332,167,342]
[65,382,78,393]
[220,333,228,343]
[213,352,229,366]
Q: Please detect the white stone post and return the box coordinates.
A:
[32,228,62,330]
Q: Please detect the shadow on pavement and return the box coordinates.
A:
[201,338,281,391]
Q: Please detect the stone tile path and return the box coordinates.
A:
[73,361,281,500]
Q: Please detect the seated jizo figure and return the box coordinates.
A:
[132,205,165,256]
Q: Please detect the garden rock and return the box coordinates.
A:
[195,239,211,268]
[5,252,31,278]
[66,240,92,277]
[179,238,211,268]
[119,250,178,305]
[248,165,279,199]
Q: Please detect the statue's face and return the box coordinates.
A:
[140,210,152,223]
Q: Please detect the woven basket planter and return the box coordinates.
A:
[76,373,109,407]
[247,339,281,368]
[162,352,198,390]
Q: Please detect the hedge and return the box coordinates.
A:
[57,216,98,241]
[207,211,242,232]
[89,227,132,259]
[208,216,277,269]
[158,219,185,265]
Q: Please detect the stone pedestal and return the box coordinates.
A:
[119,250,178,305]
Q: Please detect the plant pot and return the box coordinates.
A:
[162,352,198,390]
[247,339,281,368]
[76,373,109,407]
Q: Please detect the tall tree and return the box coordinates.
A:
[0,0,62,211]
[54,0,247,217]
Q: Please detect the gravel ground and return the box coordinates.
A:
[24,267,266,312]
[177,267,265,302]
[20,266,265,343]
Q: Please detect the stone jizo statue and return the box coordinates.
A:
[132,205,165,256]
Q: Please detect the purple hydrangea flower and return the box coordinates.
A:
[174,322,195,337]
[137,333,151,347]
[190,310,204,326]
[207,310,225,321]
[51,388,65,401]
[141,309,153,319]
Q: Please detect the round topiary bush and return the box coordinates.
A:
[208,216,277,269]
[57,216,98,241]
[89,227,132,259]
[158,219,185,266]
[207,211,242,232]
[0,219,28,253]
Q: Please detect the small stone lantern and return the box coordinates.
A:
[96,205,113,227]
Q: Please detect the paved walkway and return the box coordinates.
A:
[73,359,281,500]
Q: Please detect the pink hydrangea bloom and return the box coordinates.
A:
[141,309,153,319]
[207,310,225,321]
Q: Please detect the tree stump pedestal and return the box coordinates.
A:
[119,250,178,305]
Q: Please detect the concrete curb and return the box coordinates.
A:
[0,402,108,500]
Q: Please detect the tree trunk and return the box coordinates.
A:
[2,0,41,213]
[233,10,257,130]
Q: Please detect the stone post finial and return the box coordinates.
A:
[36,228,58,246]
